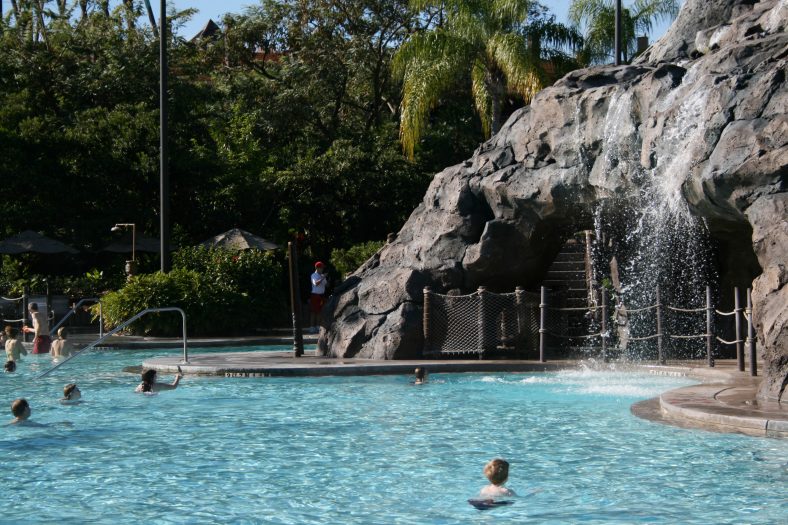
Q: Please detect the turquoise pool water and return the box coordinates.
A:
[2,350,787,524]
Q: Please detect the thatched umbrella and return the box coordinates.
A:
[0,230,79,254]
[201,228,279,251]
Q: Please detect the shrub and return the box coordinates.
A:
[330,240,385,277]
[97,247,287,336]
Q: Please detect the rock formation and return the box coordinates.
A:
[319,0,787,400]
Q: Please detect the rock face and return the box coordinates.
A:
[320,0,787,400]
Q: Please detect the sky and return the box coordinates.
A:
[0,1,681,42]
[168,0,682,42]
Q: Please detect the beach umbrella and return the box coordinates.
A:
[201,228,279,251]
[0,230,79,254]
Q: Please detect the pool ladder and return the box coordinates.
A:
[36,307,188,379]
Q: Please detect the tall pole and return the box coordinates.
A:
[159,0,171,272]
[705,286,714,367]
[539,286,546,363]
[614,0,622,65]
[655,285,664,364]
[746,288,757,376]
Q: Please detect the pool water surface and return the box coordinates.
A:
[1,349,786,524]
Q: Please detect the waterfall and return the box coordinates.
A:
[591,78,718,360]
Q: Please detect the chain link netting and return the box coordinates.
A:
[425,290,540,356]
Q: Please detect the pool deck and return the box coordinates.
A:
[138,342,787,439]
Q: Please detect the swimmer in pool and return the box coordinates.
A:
[60,383,82,404]
[4,360,16,373]
[479,458,516,497]
[8,398,44,426]
[414,367,427,385]
[135,368,182,393]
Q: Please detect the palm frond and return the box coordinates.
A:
[487,31,542,103]
[568,0,611,30]
[632,0,679,35]
[470,58,492,138]
[395,31,474,158]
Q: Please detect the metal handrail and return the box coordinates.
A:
[49,298,103,339]
[36,307,188,379]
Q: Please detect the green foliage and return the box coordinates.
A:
[331,240,386,277]
[569,0,679,64]
[393,0,580,157]
[98,247,287,336]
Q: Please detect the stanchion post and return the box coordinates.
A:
[287,242,304,357]
[477,286,487,359]
[656,285,664,364]
[734,287,744,372]
[539,286,547,363]
[423,287,431,357]
[601,288,608,362]
[515,286,525,358]
[746,287,757,376]
[22,286,29,343]
[706,286,714,367]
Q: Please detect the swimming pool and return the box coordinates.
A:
[2,350,786,524]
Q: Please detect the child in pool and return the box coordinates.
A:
[4,326,27,362]
[479,458,516,497]
[4,360,16,373]
[50,327,73,358]
[414,367,427,385]
[60,383,82,404]
[135,368,182,393]
[7,398,44,426]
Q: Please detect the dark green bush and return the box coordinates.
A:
[330,240,385,277]
[97,247,287,336]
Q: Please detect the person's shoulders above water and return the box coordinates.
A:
[479,485,516,497]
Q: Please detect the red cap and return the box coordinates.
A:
[315,261,324,268]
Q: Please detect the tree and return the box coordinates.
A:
[393,0,578,159]
[569,0,679,64]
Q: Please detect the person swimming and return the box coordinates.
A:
[60,383,82,404]
[4,360,16,373]
[7,398,44,426]
[135,368,182,393]
[414,367,427,385]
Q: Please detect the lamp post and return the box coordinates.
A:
[160,0,171,273]
[111,223,137,277]
[615,0,622,65]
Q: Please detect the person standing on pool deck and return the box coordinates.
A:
[5,326,27,362]
[479,458,516,497]
[22,302,51,354]
[309,261,328,332]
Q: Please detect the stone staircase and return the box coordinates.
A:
[542,232,596,351]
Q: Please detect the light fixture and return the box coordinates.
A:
[111,223,137,263]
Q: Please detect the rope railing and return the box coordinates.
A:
[665,305,706,313]
[424,284,757,375]
[620,304,659,313]
[1,295,24,302]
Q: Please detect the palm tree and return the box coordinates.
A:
[393,0,578,159]
[569,0,679,64]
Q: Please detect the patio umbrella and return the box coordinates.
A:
[101,234,167,253]
[201,228,279,251]
[0,230,79,254]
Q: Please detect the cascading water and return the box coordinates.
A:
[590,76,719,361]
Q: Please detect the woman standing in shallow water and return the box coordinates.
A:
[135,368,182,393]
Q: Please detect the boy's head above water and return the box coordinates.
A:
[63,383,80,400]
[11,398,30,419]
[484,458,510,486]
